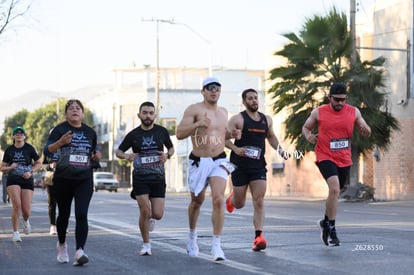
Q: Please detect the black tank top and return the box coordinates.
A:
[230,111,268,169]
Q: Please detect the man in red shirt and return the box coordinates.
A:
[302,83,371,246]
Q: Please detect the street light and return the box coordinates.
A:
[171,21,212,76]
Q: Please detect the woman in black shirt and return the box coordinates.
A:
[1,126,42,242]
[44,99,101,266]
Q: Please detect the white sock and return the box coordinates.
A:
[213,235,221,246]
[189,229,197,239]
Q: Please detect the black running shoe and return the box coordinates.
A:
[318,220,329,246]
[328,230,341,246]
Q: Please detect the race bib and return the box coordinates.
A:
[330,138,350,151]
[140,155,160,164]
[244,146,261,159]
[220,161,237,174]
[69,154,89,166]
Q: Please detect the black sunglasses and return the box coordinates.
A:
[330,96,347,103]
[205,83,221,91]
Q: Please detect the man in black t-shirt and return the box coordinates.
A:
[116,101,174,256]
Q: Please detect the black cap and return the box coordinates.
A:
[329,83,347,95]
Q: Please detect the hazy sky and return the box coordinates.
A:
[0,0,375,101]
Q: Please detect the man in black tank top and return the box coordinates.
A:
[225,88,289,251]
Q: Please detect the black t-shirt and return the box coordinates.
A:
[118,124,173,178]
[2,143,40,184]
[46,121,98,181]
[230,111,268,169]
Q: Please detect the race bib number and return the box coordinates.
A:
[220,161,237,174]
[69,154,89,166]
[141,155,160,164]
[244,146,261,159]
[330,138,350,151]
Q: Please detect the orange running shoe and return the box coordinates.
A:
[226,192,234,213]
[252,233,267,251]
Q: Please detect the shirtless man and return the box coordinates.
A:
[176,77,240,261]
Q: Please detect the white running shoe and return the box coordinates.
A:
[57,242,69,263]
[23,219,31,234]
[12,231,22,242]
[211,244,226,261]
[73,248,89,266]
[186,236,199,257]
[139,243,152,256]
[49,225,57,235]
[149,218,156,232]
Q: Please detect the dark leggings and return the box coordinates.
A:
[47,185,56,225]
[53,177,93,250]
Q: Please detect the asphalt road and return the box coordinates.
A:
[1,188,413,275]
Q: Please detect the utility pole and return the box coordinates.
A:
[350,0,357,68]
[142,18,174,114]
[111,103,115,173]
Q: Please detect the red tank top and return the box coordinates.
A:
[315,104,356,167]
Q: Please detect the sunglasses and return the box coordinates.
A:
[205,83,221,91]
[330,96,347,103]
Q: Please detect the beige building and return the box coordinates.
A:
[359,0,414,200]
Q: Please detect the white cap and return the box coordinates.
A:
[202,77,221,88]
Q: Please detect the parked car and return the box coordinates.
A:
[93,172,119,192]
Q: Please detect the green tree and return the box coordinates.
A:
[24,101,62,154]
[267,8,400,185]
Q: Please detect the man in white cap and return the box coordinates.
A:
[176,76,241,261]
